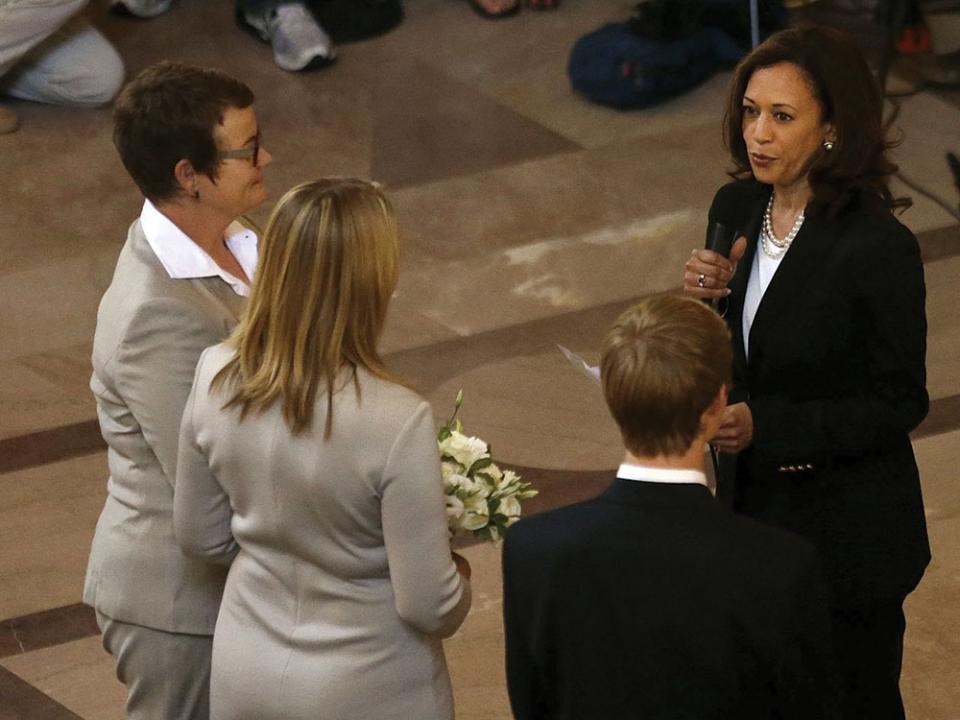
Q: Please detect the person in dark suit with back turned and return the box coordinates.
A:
[502,295,836,720]
[684,27,929,720]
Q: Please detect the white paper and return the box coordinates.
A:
[557,344,600,384]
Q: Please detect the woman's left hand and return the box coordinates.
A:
[711,402,754,454]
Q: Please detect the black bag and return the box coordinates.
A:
[567,0,785,110]
[568,22,743,109]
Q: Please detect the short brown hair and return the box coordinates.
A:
[722,26,908,217]
[213,177,400,437]
[601,295,731,458]
[113,61,254,203]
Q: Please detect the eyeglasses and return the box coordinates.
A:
[219,131,262,167]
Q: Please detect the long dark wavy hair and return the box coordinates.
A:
[723,26,910,217]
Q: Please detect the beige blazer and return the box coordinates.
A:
[83,219,245,634]
[175,345,471,720]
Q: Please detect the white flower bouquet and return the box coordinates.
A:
[438,390,538,543]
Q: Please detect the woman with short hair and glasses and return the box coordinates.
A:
[83,60,272,720]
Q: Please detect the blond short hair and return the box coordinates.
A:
[213,177,399,436]
[601,295,732,458]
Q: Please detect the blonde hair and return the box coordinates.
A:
[212,177,399,436]
[601,295,732,458]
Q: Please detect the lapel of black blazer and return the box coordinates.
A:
[725,193,766,380]
[746,209,836,372]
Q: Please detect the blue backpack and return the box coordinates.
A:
[567,22,745,109]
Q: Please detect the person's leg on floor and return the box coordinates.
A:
[0,0,87,78]
[0,13,123,106]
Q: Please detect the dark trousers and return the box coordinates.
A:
[831,600,907,720]
[237,0,276,15]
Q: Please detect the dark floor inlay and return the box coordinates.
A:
[0,666,84,719]
[0,604,99,660]
[916,224,960,264]
[370,58,581,189]
[0,420,104,475]
[912,394,960,441]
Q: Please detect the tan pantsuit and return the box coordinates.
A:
[84,219,246,719]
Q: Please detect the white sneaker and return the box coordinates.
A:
[110,0,173,18]
[242,3,336,72]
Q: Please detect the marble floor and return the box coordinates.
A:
[1,0,959,717]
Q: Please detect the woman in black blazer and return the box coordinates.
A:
[684,28,928,720]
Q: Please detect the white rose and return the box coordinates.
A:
[499,494,522,521]
[447,472,481,497]
[461,494,490,531]
[441,461,459,481]
[439,431,489,472]
[445,494,465,523]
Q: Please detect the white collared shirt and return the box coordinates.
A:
[616,462,708,487]
[140,199,258,297]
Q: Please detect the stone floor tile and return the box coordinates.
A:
[0,454,105,620]
[0,635,125,720]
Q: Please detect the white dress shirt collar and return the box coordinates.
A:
[140,199,258,297]
[616,462,708,487]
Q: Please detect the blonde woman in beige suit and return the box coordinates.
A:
[83,62,272,720]
[174,178,472,720]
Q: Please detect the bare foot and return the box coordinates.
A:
[469,0,519,18]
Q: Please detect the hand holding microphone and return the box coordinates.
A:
[683,221,747,301]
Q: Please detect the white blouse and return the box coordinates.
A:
[742,237,789,358]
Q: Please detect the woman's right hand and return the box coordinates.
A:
[683,237,747,300]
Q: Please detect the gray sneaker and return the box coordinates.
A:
[242,3,336,72]
[110,0,173,18]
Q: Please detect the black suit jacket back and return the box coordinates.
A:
[502,479,835,720]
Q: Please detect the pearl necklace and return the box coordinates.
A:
[760,192,805,259]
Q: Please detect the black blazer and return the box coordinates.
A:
[502,479,836,720]
[709,180,930,604]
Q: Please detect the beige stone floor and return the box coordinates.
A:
[1,0,959,717]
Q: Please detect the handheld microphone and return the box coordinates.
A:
[706,220,739,258]
[703,220,740,315]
